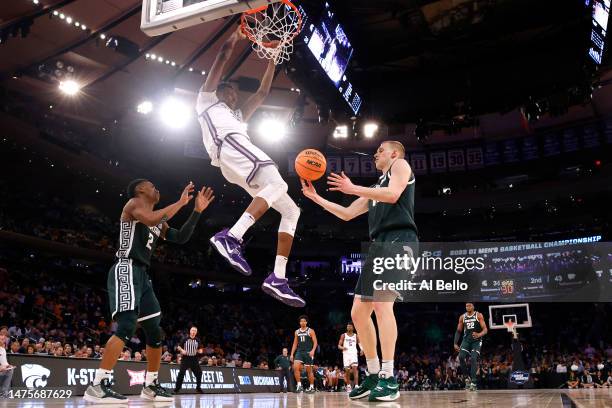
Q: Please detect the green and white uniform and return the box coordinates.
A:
[367,162,418,241]
[460,312,483,354]
[356,160,418,297]
[107,220,163,321]
[294,328,314,366]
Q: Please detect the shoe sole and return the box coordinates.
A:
[349,390,371,399]
[261,283,305,307]
[140,391,173,402]
[210,237,251,276]
[83,394,127,404]
[370,391,400,402]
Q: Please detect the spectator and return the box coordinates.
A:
[0,333,16,398]
[134,352,143,362]
[9,342,19,355]
[274,347,292,393]
[120,350,131,361]
[567,371,580,389]
[581,369,594,388]
[19,338,30,354]
[593,371,606,388]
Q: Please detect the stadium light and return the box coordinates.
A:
[364,122,379,138]
[159,97,191,129]
[333,125,348,139]
[137,100,153,115]
[58,80,80,95]
[258,118,286,142]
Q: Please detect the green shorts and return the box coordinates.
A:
[294,351,314,366]
[355,229,419,299]
[107,259,161,321]
[460,338,482,355]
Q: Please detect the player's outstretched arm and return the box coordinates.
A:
[453,315,463,351]
[309,329,318,357]
[290,332,298,362]
[202,27,244,92]
[163,187,215,244]
[475,312,488,338]
[128,182,194,226]
[356,334,364,355]
[338,334,345,351]
[301,179,368,221]
[327,160,412,204]
[241,58,275,121]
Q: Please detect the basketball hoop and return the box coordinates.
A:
[240,0,302,65]
[504,320,516,334]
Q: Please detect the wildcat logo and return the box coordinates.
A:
[127,369,146,386]
[21,364,51,388]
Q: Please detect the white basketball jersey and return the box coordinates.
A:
[343,333,357,355]
[196,89,249,166]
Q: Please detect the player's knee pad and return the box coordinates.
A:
[278,197,300,236]
[256,177,288,207]
[115,311,138,344]
[140,315,162,348]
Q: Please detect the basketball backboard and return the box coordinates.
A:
[141,0,281,36]
[488,303,532,330]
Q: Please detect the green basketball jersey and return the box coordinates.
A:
[115,220,163,267]
[462,312,480,340]
[368,160,417,239]
[296,328,313,352]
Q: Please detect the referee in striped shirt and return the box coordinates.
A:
[174,326,203,394]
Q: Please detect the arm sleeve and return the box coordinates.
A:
[165,211,201,244]
[454,331,461,345]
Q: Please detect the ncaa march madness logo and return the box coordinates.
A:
[21,364,51,388]
[510,370,530,385]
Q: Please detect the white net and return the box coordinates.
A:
[241,1,301,65]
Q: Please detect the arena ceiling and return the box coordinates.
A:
[1,0,612,149]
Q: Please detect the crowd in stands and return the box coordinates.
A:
[1,249,611,390]
[1,90,612,391]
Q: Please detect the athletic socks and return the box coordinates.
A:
[145,371,158,387]
[93,369,112,386]
[273,255,288,279]
[380,360,394,378]
[228,213,255,241]
[366,358,380,375]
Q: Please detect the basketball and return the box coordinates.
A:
[295,149,327,181]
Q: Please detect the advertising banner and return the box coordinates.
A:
[7,355,281,396]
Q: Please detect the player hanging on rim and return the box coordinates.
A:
[196,27,304,307]
[453,302,488,391]
[84,180,214,403]
[290,315,318,393]
[338,322,362,392]
[301,141,417,402]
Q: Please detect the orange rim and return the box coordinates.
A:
[240,0,302,49]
